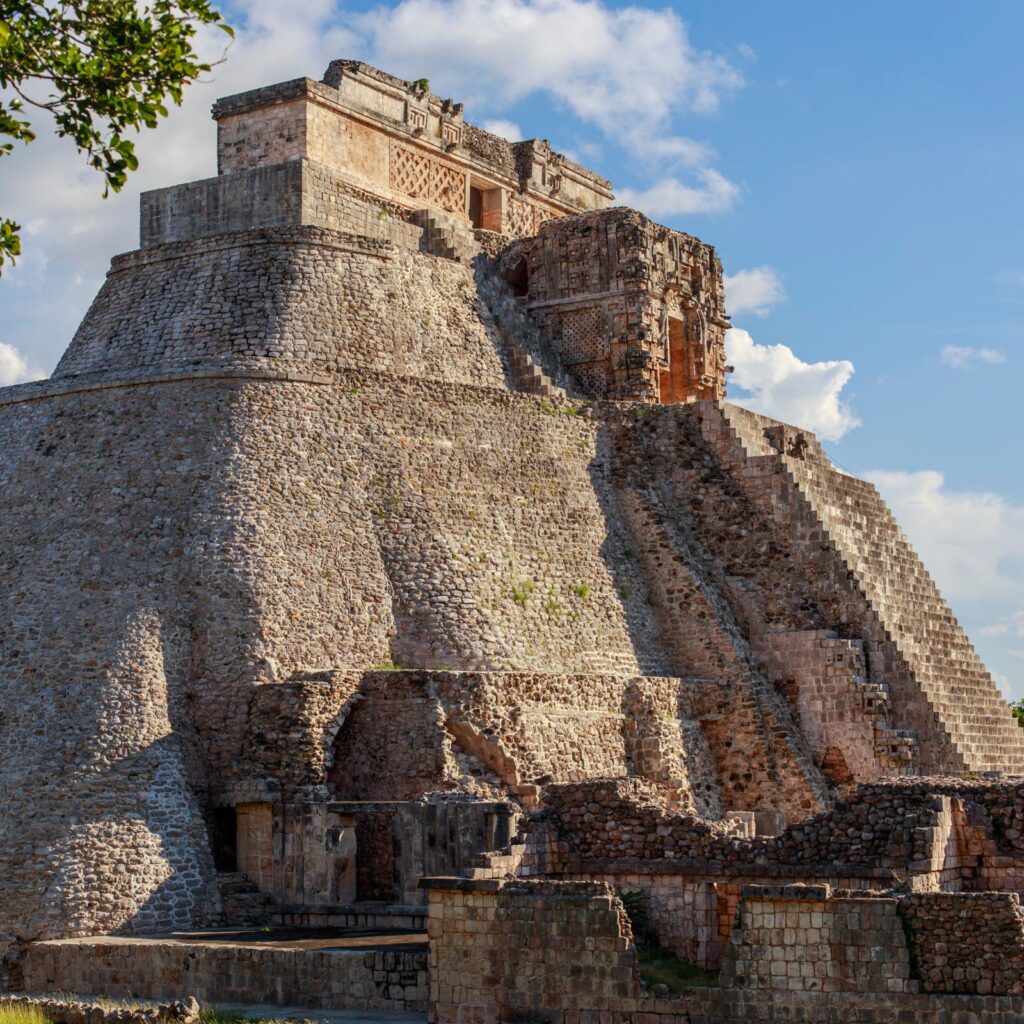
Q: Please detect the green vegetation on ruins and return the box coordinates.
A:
[618,889,719,993]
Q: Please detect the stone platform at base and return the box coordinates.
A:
[22,930,428,1015]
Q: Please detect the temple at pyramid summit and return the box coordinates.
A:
[3,60,1024,1024]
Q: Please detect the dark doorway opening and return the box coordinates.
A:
[469,186,484,229]
[505,255,529,297]
[210,806,238,872]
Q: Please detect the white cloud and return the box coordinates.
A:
[360,0,742,211]
[866,470,1024,607]
[0,0,358,372]
[724,266,786,318]
[480,119,523,141]
[361,0,741,128]
[0,342,45,385]
[981,613,1024,640]
[939,345,1007,369]
[2,0,742,374]
[616,170,739,218]
[865,468,1024,698]
[725,327,860,442]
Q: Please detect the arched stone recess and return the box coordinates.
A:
[234,671,363,801]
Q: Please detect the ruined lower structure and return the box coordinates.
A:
[3,61,1024,1022]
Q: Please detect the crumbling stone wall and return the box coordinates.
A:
[322,670,721,814]
[765,629,913,783]
[539,779,987,886]
[426,878,645,1022]
[22,938,427,1012]
[426,877,1024,1023]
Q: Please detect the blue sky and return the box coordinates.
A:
[2,0,1023,694]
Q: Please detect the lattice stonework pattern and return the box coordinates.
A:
[559,307,607,366]
[432,162,465,214]
[390,143,466,214]
[505,193,535,239]
[390,143,431,200]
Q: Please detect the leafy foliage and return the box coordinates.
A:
[0,0,233,271]
[1011,699,1024,728]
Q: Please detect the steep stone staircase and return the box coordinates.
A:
[474,260,575,400]
[410,209,479,264]
[708,402,1024,775]
[612,480,832,819]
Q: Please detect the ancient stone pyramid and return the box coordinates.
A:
[1,60,1021,972]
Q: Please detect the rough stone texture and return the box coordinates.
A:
[140,160,426,249]
[721,884,915,993]
[4,57,1024,1022]
[901,891,1024,995]
[209,63,610,239]
[22,937,427,1012]
[54,228,507,387]
[517,207,729,402]
[1,995,199,1024]
[426,877,1024,1023]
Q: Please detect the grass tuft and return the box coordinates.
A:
[198,1010,253,1024]
[636,943,718,991]
[0,1005,53,1024]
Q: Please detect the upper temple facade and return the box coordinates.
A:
[139,59,729,404]
[5,59,1024,1024]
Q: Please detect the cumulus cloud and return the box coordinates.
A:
[866,470,1024,607]
[2,0,742,374]
[616,170,739,219]
[725,328,860,442]
[940,345,1007,369]
[724,266,786,318]
[361,0,741,128]
[982,613,1024,640]
[360,0,742,213]
[480,119,524,141]
[864,469,1024,696]
[0,342,45,385]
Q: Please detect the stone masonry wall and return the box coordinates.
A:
[54,226,508,387]
[0,369,667,952]
[901,892,1024,994]
[520,208,728,402]
[324,671,721,814]
[22,937,427,1012]
[140,160,424,249]
[540,778,976,884]
[426,877,1024,1024]
[721,885,915,993]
